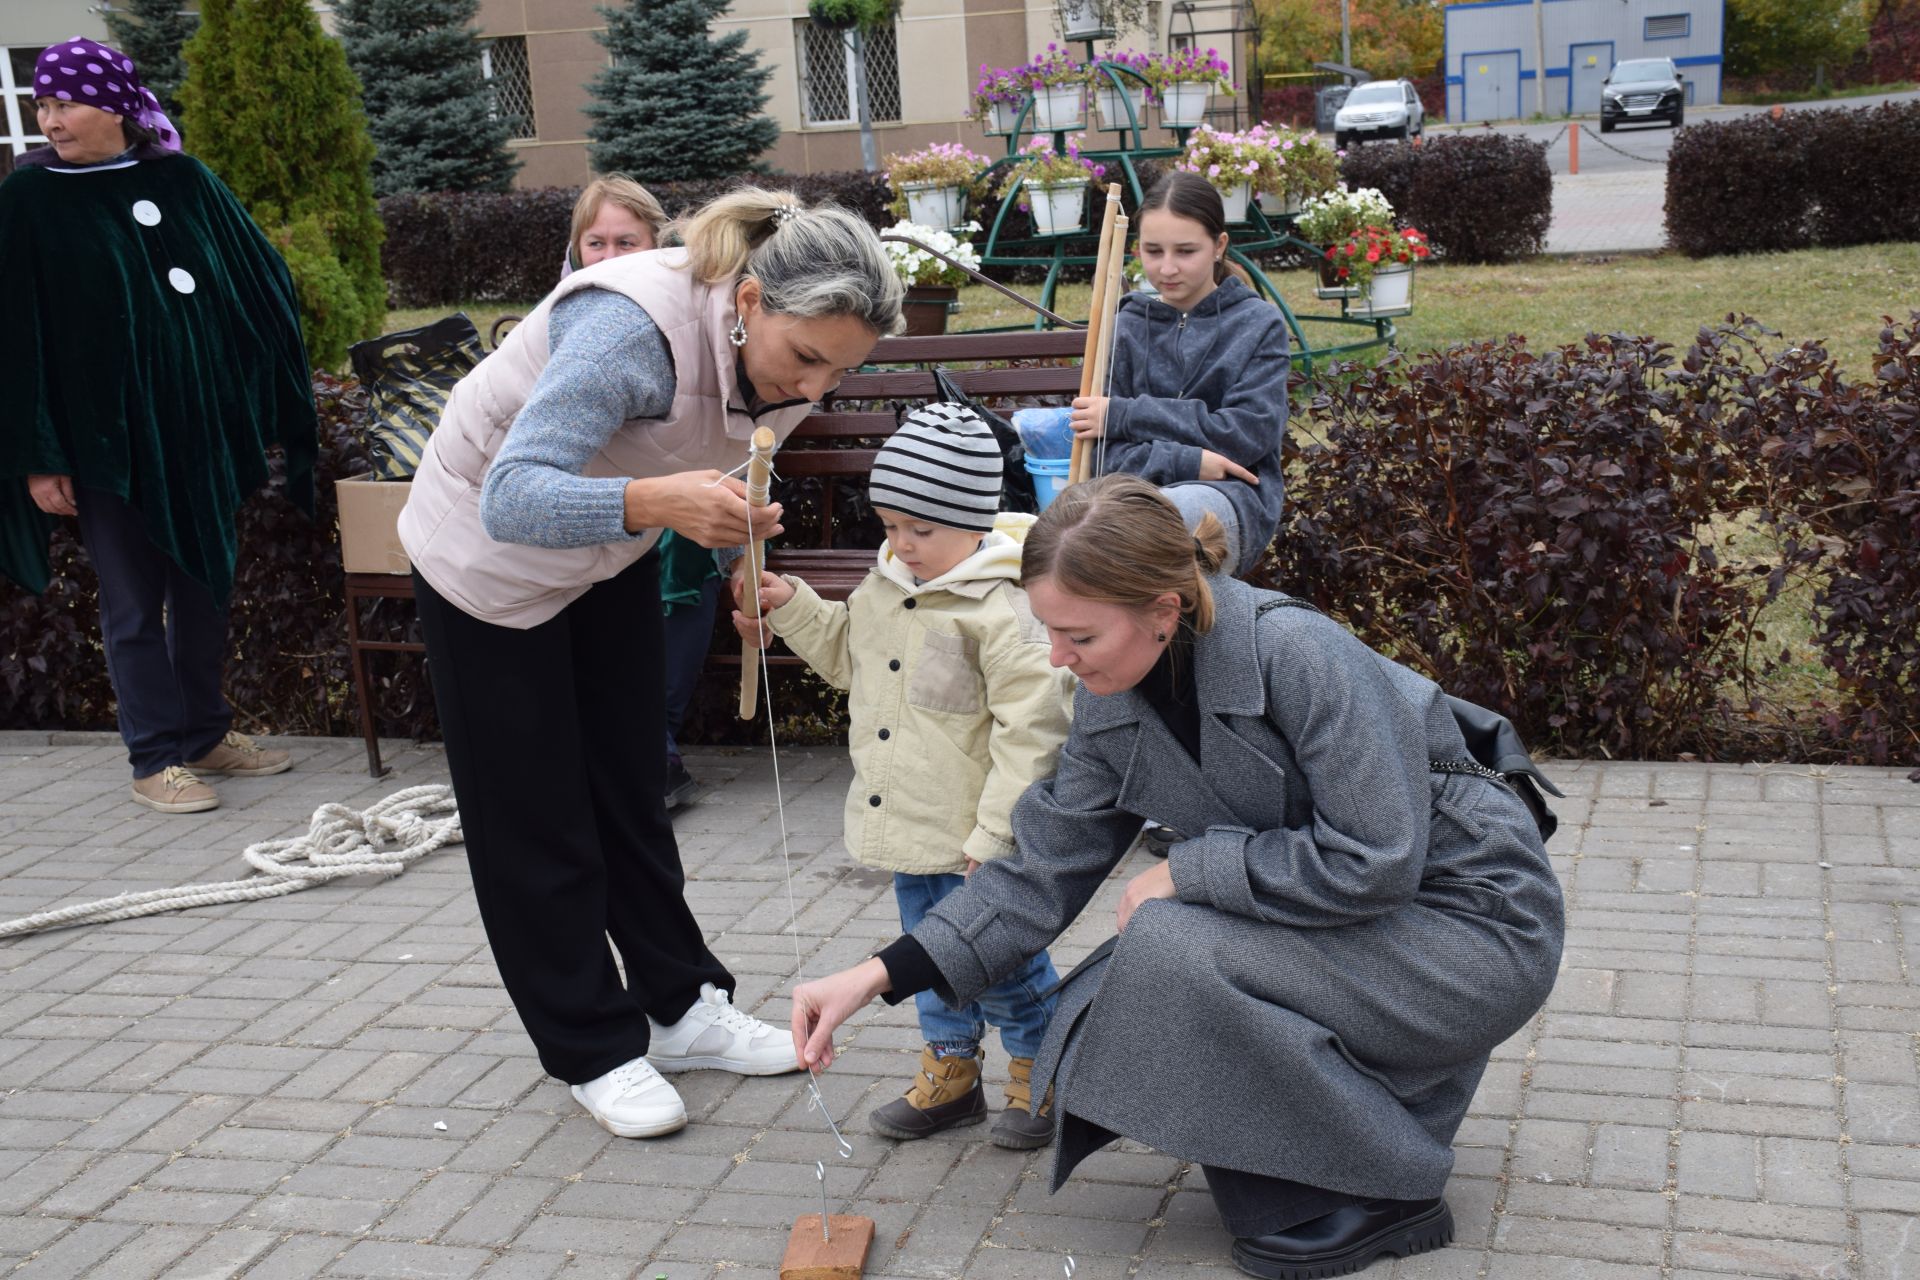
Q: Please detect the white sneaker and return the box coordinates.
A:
[647,983,803,1076]
[570,1057,687,1138]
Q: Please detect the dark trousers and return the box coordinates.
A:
[661,575,721,759]
[75,488,232,778]
[1202,1165,1359,1238]
[412,553,733,1084]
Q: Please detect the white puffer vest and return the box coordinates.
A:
[398,248,814,628]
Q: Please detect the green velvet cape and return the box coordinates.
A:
[0,150,318,598]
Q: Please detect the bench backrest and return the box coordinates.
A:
[779,329,1087,548]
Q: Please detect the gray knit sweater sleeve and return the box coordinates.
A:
[478,288,678,549]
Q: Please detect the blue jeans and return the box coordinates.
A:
[662,575,721,760]
[894,872,1059,1060]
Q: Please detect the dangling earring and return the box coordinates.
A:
[728,318,748,348]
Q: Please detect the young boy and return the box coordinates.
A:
[734,404,1075,1147]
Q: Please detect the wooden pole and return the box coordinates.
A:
[1069,183,1124,485]
[738,426,777,721]
[1079,212,1127,482]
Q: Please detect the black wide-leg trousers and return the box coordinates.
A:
[413,552,731,1084]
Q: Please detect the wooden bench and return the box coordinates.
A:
[342,326,1089,773]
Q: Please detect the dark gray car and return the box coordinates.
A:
[1600,57,1685,131]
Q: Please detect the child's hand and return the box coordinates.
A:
[730,610,773,648]
[1070,395,1109,439]
[730,569,796,614]
[964,858,981,877]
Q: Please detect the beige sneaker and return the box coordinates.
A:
[131,766,220,814]
[185,731,292,777]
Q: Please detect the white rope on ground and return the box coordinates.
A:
[0,784,461,941]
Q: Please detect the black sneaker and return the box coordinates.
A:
[664,757,700,811]
[1141,823,1180,857]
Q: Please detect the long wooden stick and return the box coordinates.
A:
[738,426,777,721]
[1081,213,1128,482]
[1070,184,1124,485]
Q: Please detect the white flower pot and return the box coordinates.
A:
[1218,181,1252,223]
[1094,84,1149,129]
[1257,189,1304,216]
[1352,263,1414,316]
[988,99,1021,134]
[1029,180,1089,236]
[902,182,968,230]
[1059,0,1108,38]
[1033,85,1087,131]
[1159,82,1211,128]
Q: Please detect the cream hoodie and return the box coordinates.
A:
[767,513,1076,873]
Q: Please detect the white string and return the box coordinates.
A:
[705,456,782,488]
[741,480,857,1178]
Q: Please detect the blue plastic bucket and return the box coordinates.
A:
[1024,454,1071,510]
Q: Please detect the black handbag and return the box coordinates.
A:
[1255,597,1564,841]
[928,366,1038,514]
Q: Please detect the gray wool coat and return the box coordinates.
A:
[908,576,1564,1200]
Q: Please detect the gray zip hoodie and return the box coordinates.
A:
[1101,276,1291,562]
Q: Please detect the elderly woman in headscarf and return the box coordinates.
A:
[0,37,319,815]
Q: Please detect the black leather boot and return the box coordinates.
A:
[1230,1196,1452,1280]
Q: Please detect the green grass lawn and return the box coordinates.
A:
[389,241,1916,380]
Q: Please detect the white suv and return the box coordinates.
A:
[1333,79,1425,149]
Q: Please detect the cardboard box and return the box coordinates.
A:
[336,477,414,575]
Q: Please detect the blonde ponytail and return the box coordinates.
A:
[1023,474,1222,634]
[674,185,904,334]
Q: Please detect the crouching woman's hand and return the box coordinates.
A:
[790,957,892,1070]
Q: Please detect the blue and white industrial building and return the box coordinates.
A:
[1443,0,1724,122]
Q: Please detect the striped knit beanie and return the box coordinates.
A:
[868,403,1003,533]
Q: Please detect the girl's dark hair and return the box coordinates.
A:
[1138,170,1230,284]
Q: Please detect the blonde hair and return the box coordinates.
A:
[675,186,904,335]
[1022,474,1231,633]
[569,174,667,261]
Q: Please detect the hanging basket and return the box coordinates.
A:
[1058,0,1111,39]
[901,182,968,230]
[1094,83,1149,129]
[986,99,1021,135]
[1349,263,1415,317]
[1033,85,1088,132]
[1218,181,1252,224]
[1029,179,1089,236]
[1315,255,1361,300]
[1159,82,1211,128]
[901,284,959,336]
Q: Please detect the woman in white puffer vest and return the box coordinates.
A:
[399,190,903,1141]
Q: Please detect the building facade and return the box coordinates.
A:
[1,0,1254,180]
[474,0,1253,186]
[1444,0,1723,123]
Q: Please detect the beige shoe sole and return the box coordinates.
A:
[131,785,220,814]
[188,756,293,778]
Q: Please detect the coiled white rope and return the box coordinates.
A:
[0,784,461,940]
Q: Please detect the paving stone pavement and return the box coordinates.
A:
[1,730,1916,1279]
[1546,170,1668,256]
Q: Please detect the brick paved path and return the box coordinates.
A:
[1,731,1915,1278]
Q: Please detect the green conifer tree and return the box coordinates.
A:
[179,0,387,369]
[585,0,781,180]
[102,0,199,118]
[335,0,519,197]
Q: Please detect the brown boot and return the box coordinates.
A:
[869,1047,987,1140]
[990,1056,1056,1149]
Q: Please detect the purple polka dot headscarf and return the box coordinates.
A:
[33,36,181,152]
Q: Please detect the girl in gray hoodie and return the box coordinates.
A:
[1069,171,1292,575]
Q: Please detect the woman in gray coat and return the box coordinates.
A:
[790,475,1564,1280]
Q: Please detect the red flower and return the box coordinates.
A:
[1324,246,1336,260]
[1365,249,1380,263]
[1335,266,1349,279]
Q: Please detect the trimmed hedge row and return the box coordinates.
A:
[381,171,894,307]
[1667,101,1920,256]
[8,318,1915,765]
[1337,134,1552,263]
